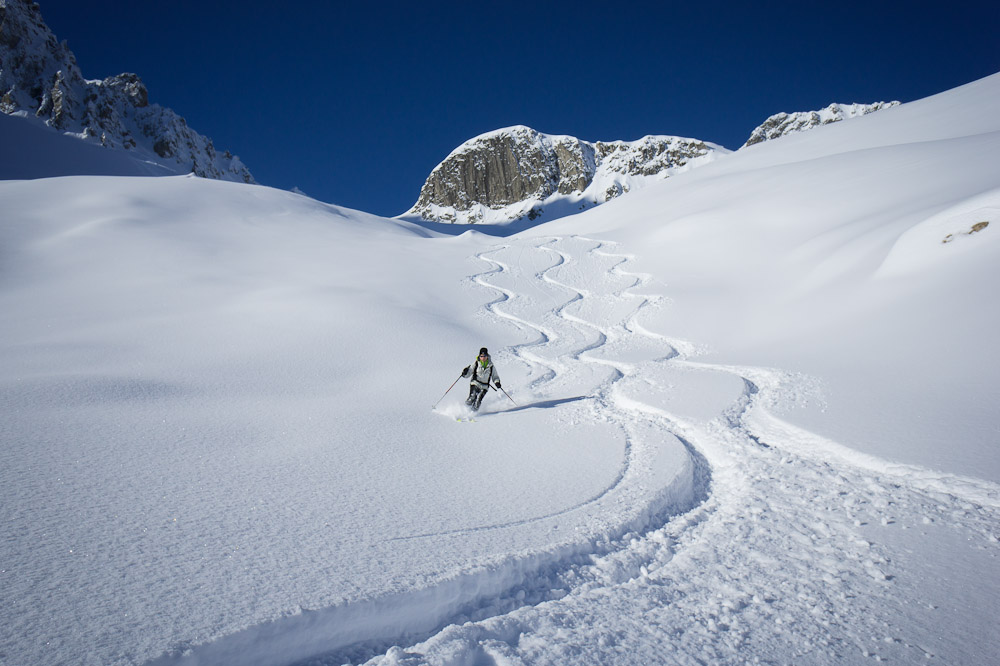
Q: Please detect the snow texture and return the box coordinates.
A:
[2,72,999,666]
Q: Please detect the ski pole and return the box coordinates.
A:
[432,373,464,410]
[498,385,518,407]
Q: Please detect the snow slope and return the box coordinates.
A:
[2,74,999,666]
[0,111,175,179]
[542,71,1000,483]
[0,177,694,666]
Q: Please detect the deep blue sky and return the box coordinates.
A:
[38,0,999,217]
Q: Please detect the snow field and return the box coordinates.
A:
[152,234,705,665]
[313,76,1000,662]
[363,236,1000,665]
[0,180,704,666]
[3,73,1000,666]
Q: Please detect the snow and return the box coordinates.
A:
[2,73,999,666]
[0,112,174,179]
[741,102,901,148]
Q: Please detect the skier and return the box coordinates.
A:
[462,347,501,411]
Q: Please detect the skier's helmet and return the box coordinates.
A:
[479,347,489,357]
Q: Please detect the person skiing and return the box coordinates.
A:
[462,347,501,411]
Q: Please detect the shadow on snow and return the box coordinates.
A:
[485,395,590,415]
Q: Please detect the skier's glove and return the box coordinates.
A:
[462,366,469,377]
[495,382,501,389]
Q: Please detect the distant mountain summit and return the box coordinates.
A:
[403,125,728,225]
[403,101,899,227]
[0,0,253,182]
[742,102,900,148]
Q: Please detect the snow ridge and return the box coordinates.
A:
[741,101,901,148]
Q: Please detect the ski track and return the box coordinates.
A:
[394,238,691,540]
[158,235,1000,665]
[360,235,1000,665]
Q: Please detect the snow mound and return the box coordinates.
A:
[876,188,999,278]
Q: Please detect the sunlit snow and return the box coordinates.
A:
[1,74,998,666]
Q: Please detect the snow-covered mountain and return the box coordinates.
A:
[401,125,728,225]
[741,101,900,148]
[3,32,999,665]
[0,0,253,182]
[402,102,900,227]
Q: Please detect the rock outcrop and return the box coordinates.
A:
[742,102,900,148]
[404,125,727,224]
[0,0,253,182]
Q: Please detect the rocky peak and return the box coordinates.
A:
[405,125,727,225]
[0,0,253,182]
[742,101,900,148]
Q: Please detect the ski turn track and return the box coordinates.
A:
[362,236,1000,665]
[163,236,1000,665]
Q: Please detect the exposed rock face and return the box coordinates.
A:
[0,0,253,182]
[742,102,900,148]
[406,125,727,224]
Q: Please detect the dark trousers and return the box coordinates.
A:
[466,384,487,409]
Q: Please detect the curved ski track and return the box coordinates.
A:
[399,237,697,540]
[359,236,1000,665]
[153,236,1000,666]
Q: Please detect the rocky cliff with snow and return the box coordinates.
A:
[404,101,899,226]
[403,125,727,225]
[0,0,253,182]
[741,102,900,148]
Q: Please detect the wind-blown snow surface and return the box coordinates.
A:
[2,73,999,666]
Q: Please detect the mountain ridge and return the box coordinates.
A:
[0,0,253,182]
[741,101,901,148]
[402,125,728,225]
[402,100,901,226]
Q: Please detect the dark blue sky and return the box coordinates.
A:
[38,0,999,217]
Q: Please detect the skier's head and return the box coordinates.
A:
[479,347,489,358]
